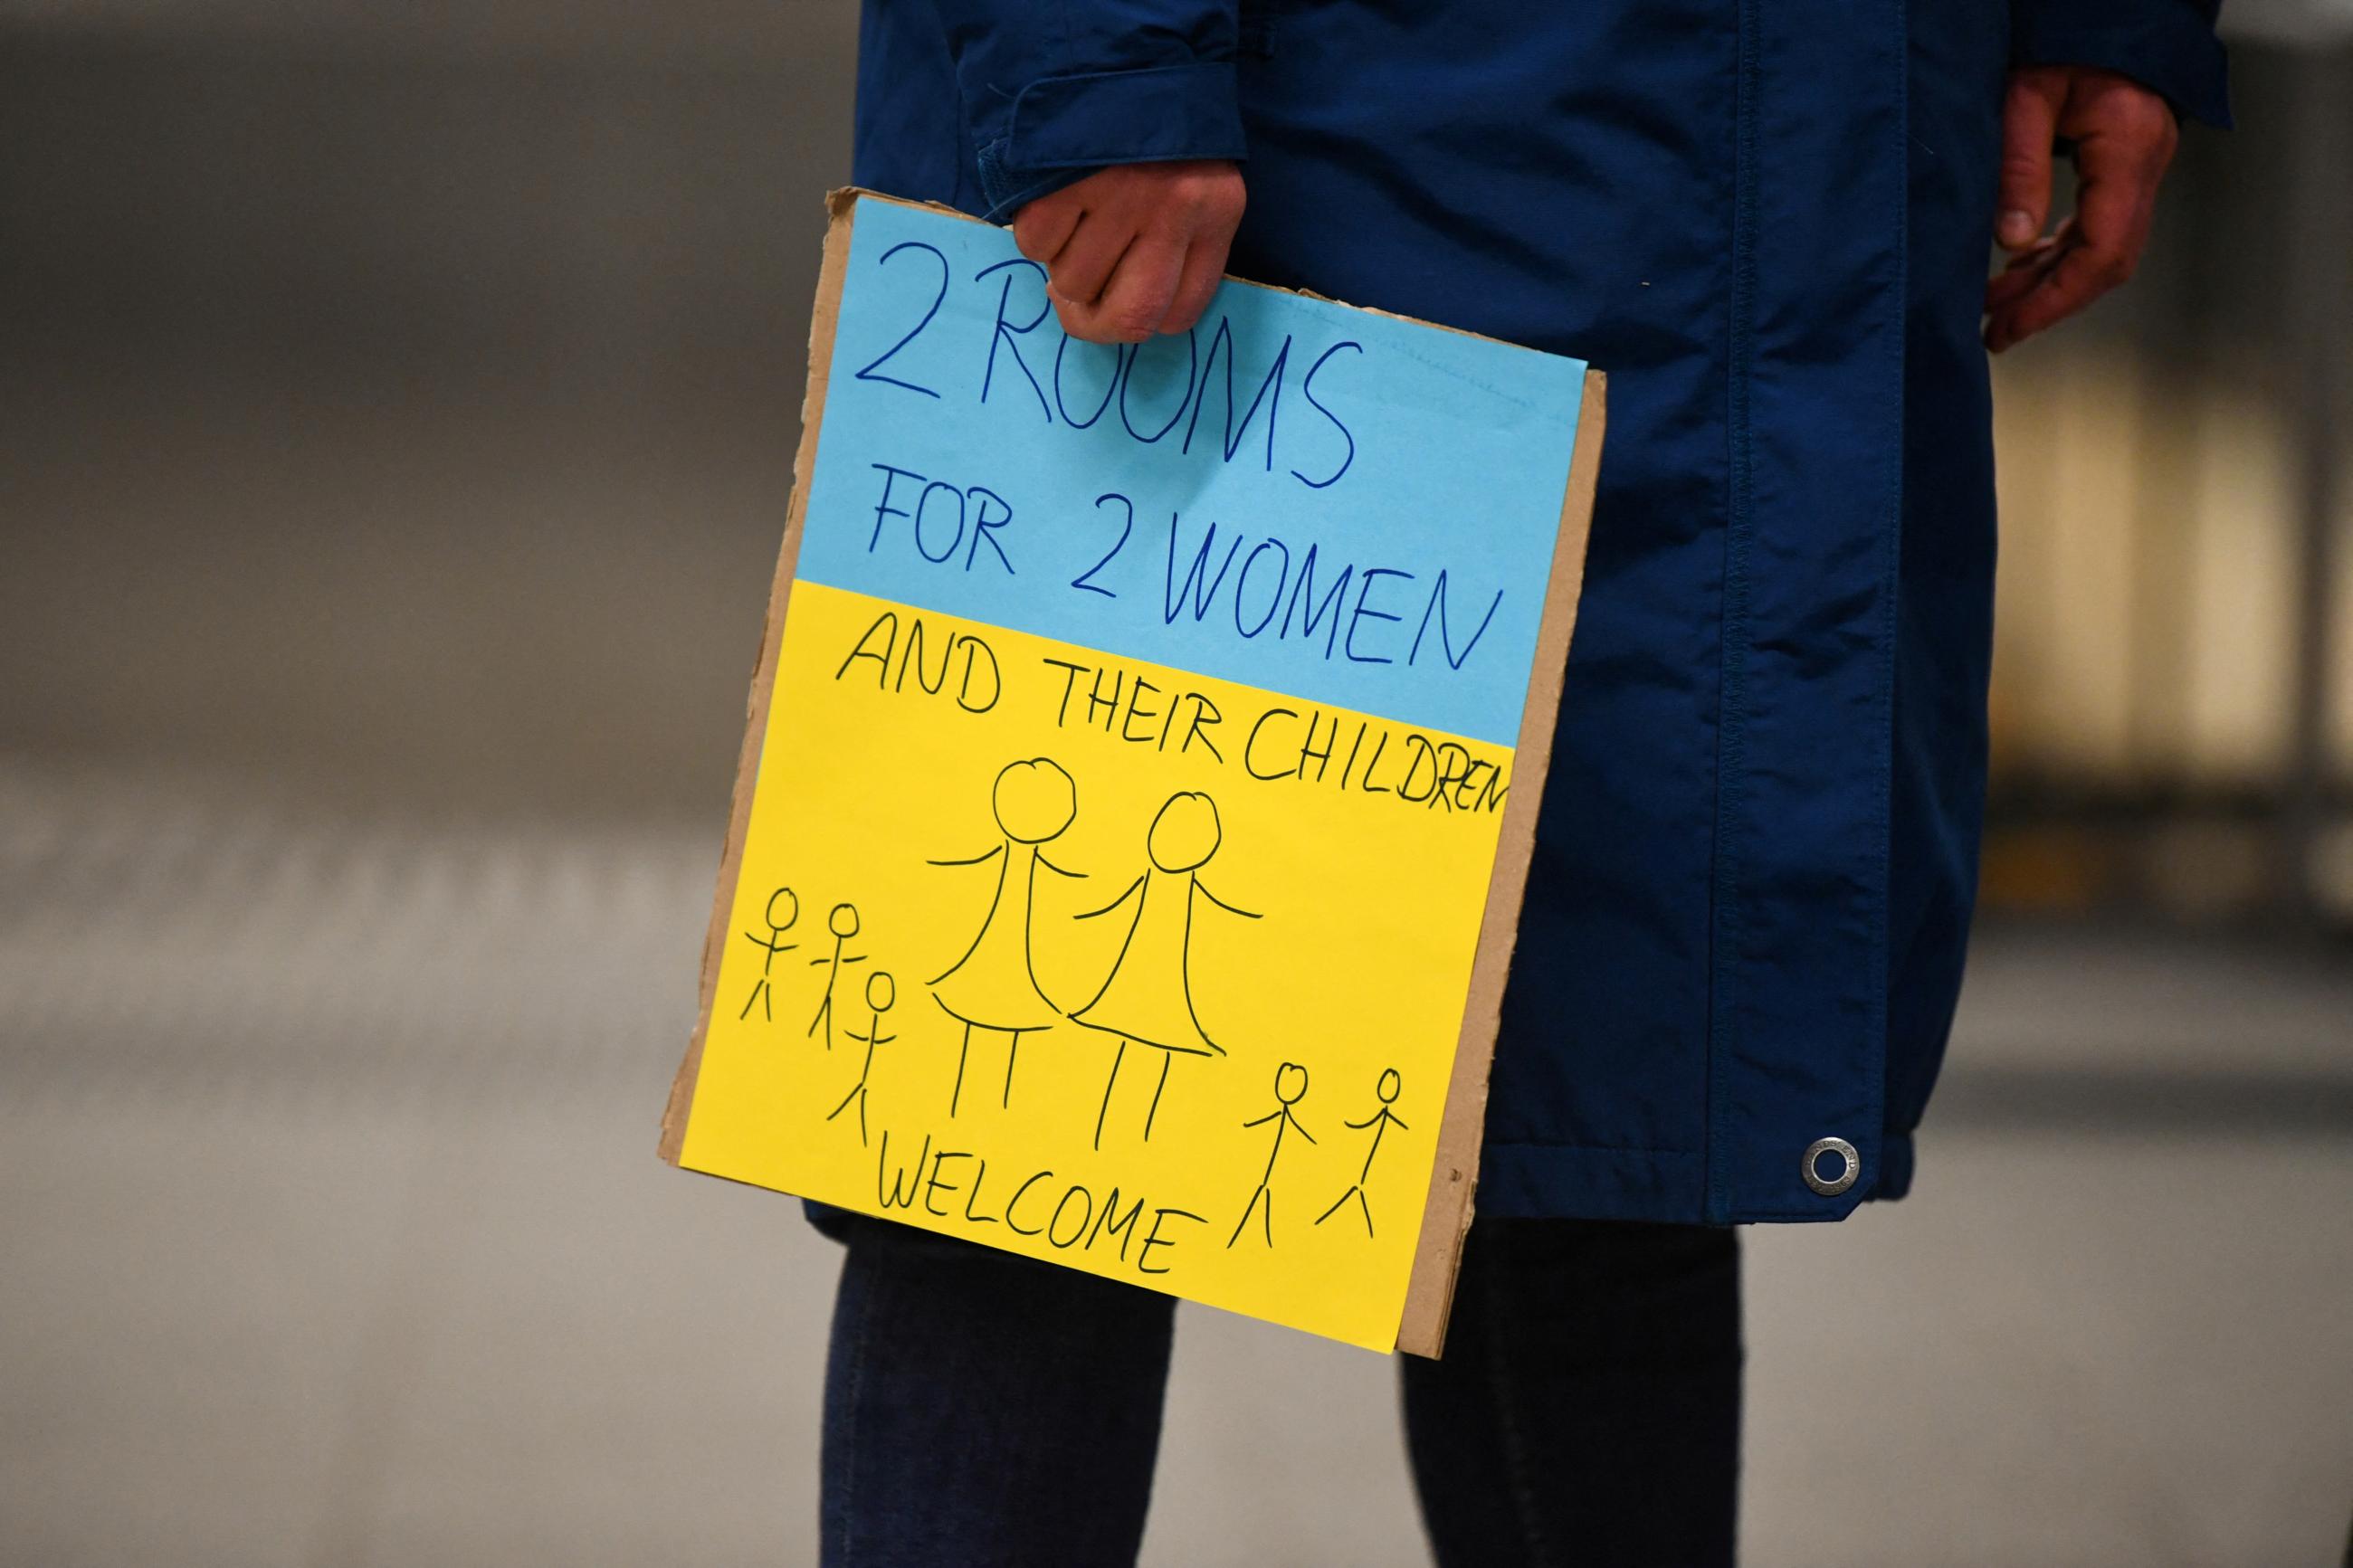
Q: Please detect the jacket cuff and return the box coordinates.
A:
[975,62,1247,221]
[2012,3,2233,128]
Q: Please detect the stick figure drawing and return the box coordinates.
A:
[738,886,799,1022]
[827,971,896,1147]
[1316,1068,1408,1237]
[1071,791,1259,1149]
[929,759,1083,1116]
[1230,1061,1315,1248]
[808,902,867,1050]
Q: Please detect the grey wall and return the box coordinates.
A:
[4,11,2346,845]
[3,12,854,816]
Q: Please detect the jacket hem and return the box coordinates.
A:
[2011,5,2232,127]
[976,62,1248,218]
[1475,1140,1710,1222]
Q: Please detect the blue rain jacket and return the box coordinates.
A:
[846,0,2228,1224]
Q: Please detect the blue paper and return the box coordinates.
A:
[795,197,1587,747]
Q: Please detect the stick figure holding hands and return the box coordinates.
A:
[738,886,799,1022]
[929,759,1084,1116]
[808,902,866,1050]
[1316,1068,1408,1237]
[1230,1061,1315,1249]
[1072,791,1258,1149]
[827,971,896,1147]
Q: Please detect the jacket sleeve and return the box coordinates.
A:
[2011,0,2233,127]
[928,0,1250,221]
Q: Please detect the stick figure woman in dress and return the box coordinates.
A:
[1072,791,1258,1149]
[1316,1068,1408,1237]
[738,886,799,1022]
[929,759,1082,1116]
[1230,1061,1315,1248]
[808,902,866,1050]
[827,971,895,1147]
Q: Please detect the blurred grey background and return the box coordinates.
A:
[3,4,2349,1565]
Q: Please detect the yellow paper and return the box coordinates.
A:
[664,192,1602,1354]
[679,581,1513,1349]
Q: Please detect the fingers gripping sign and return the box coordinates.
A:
[1984,66,2180,354]
[1013,161,1247,347]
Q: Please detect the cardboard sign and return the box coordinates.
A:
[662,190,1603,1354]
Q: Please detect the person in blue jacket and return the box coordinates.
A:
[815,3,2229,1562]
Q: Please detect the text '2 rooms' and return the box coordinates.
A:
[843,243,1514,682]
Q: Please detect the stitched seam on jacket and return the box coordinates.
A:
[1860,0,1911,1207]
[1705,0,1763,1227]
[1485,1137,1699,1158]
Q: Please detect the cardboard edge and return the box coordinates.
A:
[1393,369,1607,1357]
[659,187,863,1165]
[662,190,1608,1360]
[805,187,1554,358]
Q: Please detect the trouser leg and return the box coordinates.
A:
[820,1214,1176,1568]
[1400,1216,1743,1568]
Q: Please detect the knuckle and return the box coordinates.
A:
[1107,301,1163,339]
[1060,298,1148,347]
[1998,152,2045,190]
[1174,171,1227,221]
[2126,125,2175,168]
[1180,166,1243,214]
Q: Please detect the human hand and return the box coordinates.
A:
[1984,66,2179,354]
[1012,160,1246,345]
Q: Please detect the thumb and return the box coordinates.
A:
[1996,70,2066,250]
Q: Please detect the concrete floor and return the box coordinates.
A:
[3,759,2348,1567]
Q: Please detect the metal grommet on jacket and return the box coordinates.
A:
[1802,1136,1860,1197]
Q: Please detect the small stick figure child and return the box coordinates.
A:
[1316,1068,1408,1238]
[1229,1061,1315,1249]
[738,886,799,1022]
[808,902,867,1049]
[827,971,896,1147]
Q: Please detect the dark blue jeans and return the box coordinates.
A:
[819,1212,1741,1566]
